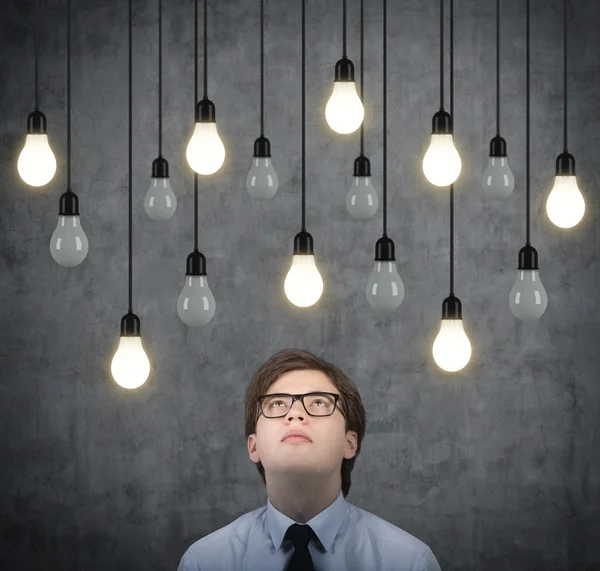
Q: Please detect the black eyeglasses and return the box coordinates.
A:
[257,392,344,419]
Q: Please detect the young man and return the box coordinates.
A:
[177,349,442,571]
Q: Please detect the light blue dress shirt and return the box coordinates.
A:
[177,490,442,571]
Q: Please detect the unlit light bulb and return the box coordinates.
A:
[50,215,89,267]
[432,319,472,372]
[366,261,404,311]
[144,177,177,220]
[177,275,216,327]
[18,134,57,187]
[546,175,585,229]
[509,269,548,321]
[347,175,378,219]
[246,158,279,199]
[482,157,515,198]
[284,255,323,308]
[111,336,151,390]
[422,134,462,187]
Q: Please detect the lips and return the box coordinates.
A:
[282,430,312,442]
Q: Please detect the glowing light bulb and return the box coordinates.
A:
[546,175,585,229]
[145,159,177,220]
[347,157,378,219]
[246,137,278,199]
[432,318,472,372]
[111,314,151,390]
[325,58,364,134]
[284,255,323,308]
[18,110,57,187]
[423,134,462,187]
[186,99,225,175]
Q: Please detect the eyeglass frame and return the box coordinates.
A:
[256,391,346,420]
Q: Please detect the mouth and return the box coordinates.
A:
[282,435,312,443]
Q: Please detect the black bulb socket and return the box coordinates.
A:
[26,110,48,134]
[120,312,142,337]
[353,156,371,177]
[334,57,355,82]
[374,236,396,262]
[517,245,539,270]
[441,295,463,319]
[186,250,207,276]
[555,151,576,176]
[152,157,170,178]
[195,97,216,123]
[58,189,80,216]
[293,230,314,255]
[253,136,272,158]
[431,109,452,135]
[489,135,507,157]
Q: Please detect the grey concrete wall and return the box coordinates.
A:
[1,0,599,569]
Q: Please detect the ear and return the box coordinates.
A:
[248,433,261,464]
[343,430,358,460]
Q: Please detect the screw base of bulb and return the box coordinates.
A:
[293,231,314,255]
[374,236,396,261]
[334,57,355,82]
[518,245,539,270]
[186,250,207,276]
[432,109,452,134]
[441,295,463,319]
[58,189,80,215]
[555,151,576,175]
[195,97,216,123]
[489,135,507,157]
[26,110,48,134]
[353,155,371,177]
[120,312,142,336]
[152,157,170,178]
[253,136,272,158]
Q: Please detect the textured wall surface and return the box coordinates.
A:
[1,0,599,569]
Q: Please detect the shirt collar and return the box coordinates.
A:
[266,490,347,553]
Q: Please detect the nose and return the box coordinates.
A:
[286,398,306,420]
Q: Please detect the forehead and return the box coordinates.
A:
[266,369,338,395]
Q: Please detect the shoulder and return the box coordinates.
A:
[177,506,266,571]
[346,501,440,569]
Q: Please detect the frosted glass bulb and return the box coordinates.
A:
[111,336,151,389]
[366,261,405,311]
[177,275,216,327]
[49,215,89,267]
[144,177,177,220]
[186,122,225,175]
[422,134,462,187]
[432,319,472,372]
[325,82,364,134]
[346,176,378,219]
[284,254,324,307]
[482,156,515,198]
[18,134,57,187]
[546,175,585,229]
[246,157,279,199]
[509,269,548,321]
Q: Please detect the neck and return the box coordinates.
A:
[266,471,342,523]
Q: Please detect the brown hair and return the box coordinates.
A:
[244,348,367,498]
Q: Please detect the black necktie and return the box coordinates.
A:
[284,523,316,571]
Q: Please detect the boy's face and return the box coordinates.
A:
[248,369,358,481]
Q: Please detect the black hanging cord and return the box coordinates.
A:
[301,0,306,231]
[260,0,264,136]
[194,0,199,251]
[128,0,133,313]
[359,0,364,156]
[203,0,208,98]
[526,0,530,245]
[563,0,568,151]
[158,0,163,156]
[439,0,444,110]
[449,0,454,296]
[35,0,39,110]
[382,0,387,237]
[342,0,347,57]
[67,0,71,190]
[496,0,500,135]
